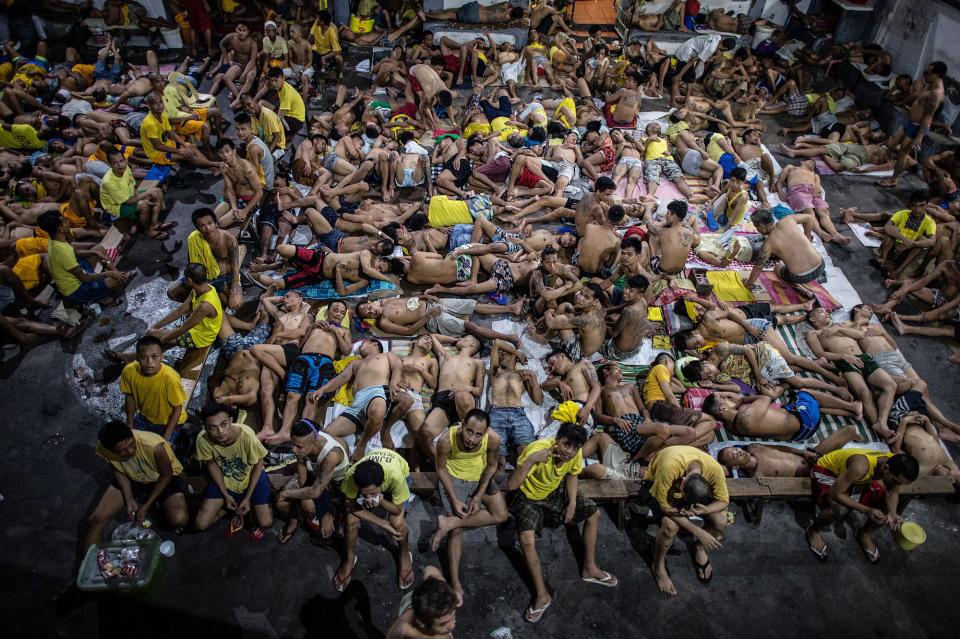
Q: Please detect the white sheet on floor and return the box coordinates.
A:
[849,222,883,248]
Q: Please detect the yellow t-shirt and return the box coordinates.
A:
[427,195,472,227]
[722,188,749,227]
[13,253,43,290]
[96,430,183,484]
[277,81,305,122]
[643,136,670,160]
[341,448,411,504]
[492,116,520,142]
[446,425,489,482]
[162,83,188,120]
[195,424,267,494]
[140,112,174,159]
[644,445,729,508]
[100,167,136,216]
[642,364,671,404]
[254,106,286,149]
[187,230,221,280]
[554,97,576,129]
[665,120,689,144]
[310,23,341,55]
[517,438,583,501]
[120,362,187,427]
[15,236,47,258]
[707,134,729,162]
[188,285,223,348]
[48,239,81,296]
[0,123,44,149]
[818,448,892,483]
[890,209,936,242]
[263,35,288,60]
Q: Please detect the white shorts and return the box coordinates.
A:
[617,156,643,170]
[403,388,424,414]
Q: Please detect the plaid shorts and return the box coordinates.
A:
[508,483,597,533]
[785,92,809,117]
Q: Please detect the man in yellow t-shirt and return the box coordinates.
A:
[506,422,618,623]
[335,447,414,592]
[140,94,218,169]
[265,67,305,135]
[876,192,937,280]
[100,148,166,239]
[431,409,507,602]
[84,421,187,550]
[194,402,273,540]
[642,353,716,434]
[37,210,132,306]
[309,10,342,77]
[121,335,187,442]
[146,262,223,350]
[241,94,286,154]
[643,444,730,596]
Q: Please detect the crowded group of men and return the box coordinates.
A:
[3,0,958,634]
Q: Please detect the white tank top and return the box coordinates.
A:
[306,430,350,482]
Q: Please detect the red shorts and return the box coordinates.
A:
[516,167,541,188]
[604,103,637,129]
[812,465,887,509]
[443,54,460,73]
[391,102,417,119]
[537,67,545,76]
[185,0,213,31]
[407,70,422,94]
[283,246,326,289]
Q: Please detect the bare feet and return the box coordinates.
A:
[831,234,852,245]
[852,401,864,422]
[651,563,676,596]
[431,513,455,551]
[264,430,291,446]
[256,427,277,443]
[877,177,897,188]
[507,297,527,315]
[801,299,816,311]
[890,312,905,335]
[779,143,796,158]
[950,353,960,364]
[840,206,857,224]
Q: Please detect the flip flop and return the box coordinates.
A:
[691,556,713,584]
[398,551,415,590]
[277,527,296,544]
[249,527,266,543]
[334,555,358,592]
[147,231,169,241]
[524,600,551,623]
[856,531,880,564]
[805,526,828,563]
[581,571,618,587]
[485,292,509,305]
[224,515,244,540]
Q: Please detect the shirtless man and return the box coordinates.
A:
[575,206,625,279]
[311,339,402,461]
[381,334,437,451]
[58,174,106,239]
[356,295,520,345]
[805,306,901,441]
[209,24,259,104]
[717,428,862,478]
[572,177,617,236]
[874,243,960,323]
[609,129,645,197]
[545,282,607,360]
[776,161,848,245]
[486,340,542,471]
[267,300,351,446]
[416,334,486,463]
[168,207,242,310]
[247,244,397,295]
[894,412,960,482]
[878,61,948,188]
[529,246,583,315]
[630,0,690,32]
[601,274,650,360]
[703,390,861,443]
[744,208,826,298]
[422,2,522,24]
[542,349,602,430]
[735,128,775,201]
[406,64,456,130]
[647,200,699,282]
[604,74,643,128]
[594,363,695,463]
[210,350,261,409]
[213,139,263,228]
[286,25,315,105]
[385,566,457,639]
[780,138,893,175]
[244,292,309,400]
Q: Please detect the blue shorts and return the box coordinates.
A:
[718,153,738,179]
[743,318,774,344]
[285,353,336,395]
[181,273,230,293]
[903,121,929,139]
[66,260,111,304]
[785,391,821,442]
[0,285,15,312]
[448,223,474,251]
[480,95,512,121]
[222,322,272,359]
[203,469,271,506]
[489,406,535,457]
[133,413,181,443]
[456,0,481,23]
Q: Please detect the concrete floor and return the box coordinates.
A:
[3,47,960,639]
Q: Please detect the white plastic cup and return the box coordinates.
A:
[159,540,175,557]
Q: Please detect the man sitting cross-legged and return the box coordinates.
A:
[643,445,729,596]
[507,422,618,623]
[431,409,509,606]
[805,449,919,564]
[335,448,415,592]
[308,338,402,462]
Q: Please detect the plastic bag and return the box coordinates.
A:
[111,522,158,543]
